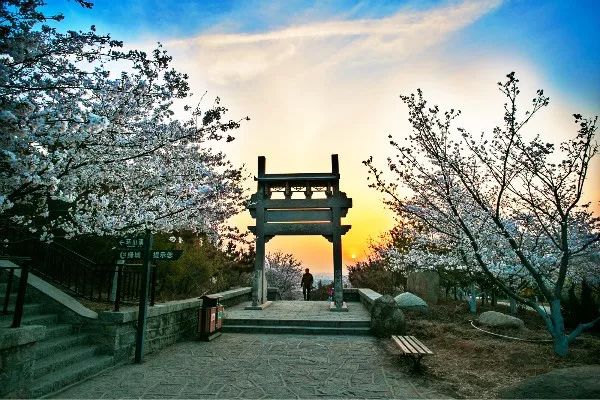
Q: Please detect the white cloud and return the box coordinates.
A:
[166,0,502,84]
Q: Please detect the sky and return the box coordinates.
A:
[45,0,600,274]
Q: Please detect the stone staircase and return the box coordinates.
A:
[222,317,371,335]
[221,300,373,335]
[0,281,114,398]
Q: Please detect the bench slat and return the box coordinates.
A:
[398,336,419,354]
[392,335,432,356]
[405,336,432,354]
[402,336,423,353]
[391,335,413,354]
[408,336,433,354]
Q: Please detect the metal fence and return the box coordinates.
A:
[5,240,156,310]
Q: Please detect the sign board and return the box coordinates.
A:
[118,236,145,249]
[116,249,183,261]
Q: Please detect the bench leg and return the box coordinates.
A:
[410,355,423,371]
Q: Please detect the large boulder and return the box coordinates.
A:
[371,294,406,338]
[394,292,428,312]
[497,366,600,399]
[406,270,440,304]
[478,311,525,329]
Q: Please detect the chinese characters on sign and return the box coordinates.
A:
[118,237,144,248]
[116,236,183,261]
[116,249,183,261]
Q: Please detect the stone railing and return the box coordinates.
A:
[357,288,382,311]
[92,287,251,362]
[217,287,252,307]
[342,288,360,302]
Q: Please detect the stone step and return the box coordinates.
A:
[35,334,89,359]
[0,312,58,327]
[0,302,43,313]
[30,355,114,398]
[0,294,39,311]
[223,318,371,328]
[34,345,99,378]
[45,324,73,340]
[0,292,18,305]
[222,325,372,336]
[3,302,45,315]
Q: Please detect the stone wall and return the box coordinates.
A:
[93,287,251,362]
[0,325,45,398]
[357,288,382,311]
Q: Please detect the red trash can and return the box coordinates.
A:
[198,295,223,341]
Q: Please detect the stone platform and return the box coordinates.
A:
[223,301,371,335]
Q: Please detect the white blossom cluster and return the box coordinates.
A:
[1,1,246,242]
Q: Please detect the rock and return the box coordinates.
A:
[478,311,525,329]
[394,292,428,312]
[370,294,406,338]
[497,366,600,399]
[406,270,440,304]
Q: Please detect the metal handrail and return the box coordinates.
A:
[50,241,97,266]
[6,240,156,308]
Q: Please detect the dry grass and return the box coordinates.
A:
[386,300,600,398]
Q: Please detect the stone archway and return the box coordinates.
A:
[247,154,352,311]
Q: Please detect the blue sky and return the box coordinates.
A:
[42,0,600,270]
[45,0,599,106]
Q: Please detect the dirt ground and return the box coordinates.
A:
[384,300,600,399]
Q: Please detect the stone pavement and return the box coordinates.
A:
[225,301,371,322]
[54,333,449,399]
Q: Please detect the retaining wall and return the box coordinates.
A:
[93,287,251,361]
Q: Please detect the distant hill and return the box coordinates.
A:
[313,274,351,287]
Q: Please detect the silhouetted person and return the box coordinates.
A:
[301,268,314,301]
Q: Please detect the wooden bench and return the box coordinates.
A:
[391,335,433,367]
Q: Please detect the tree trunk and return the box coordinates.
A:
[547,299,569,357]
[491,289,497,307]
[509,297,517,315]
[468,284,477,314]
[553,333,569,357]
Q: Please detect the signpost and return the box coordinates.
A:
[115,232,184,364]
[134,230,152,364]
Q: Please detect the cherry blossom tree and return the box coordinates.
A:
[1,0,247,243]
[265,251,303,300]
[365,72,599,356]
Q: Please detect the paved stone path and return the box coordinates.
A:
[225,301,371,322]
[55,333,449,399]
